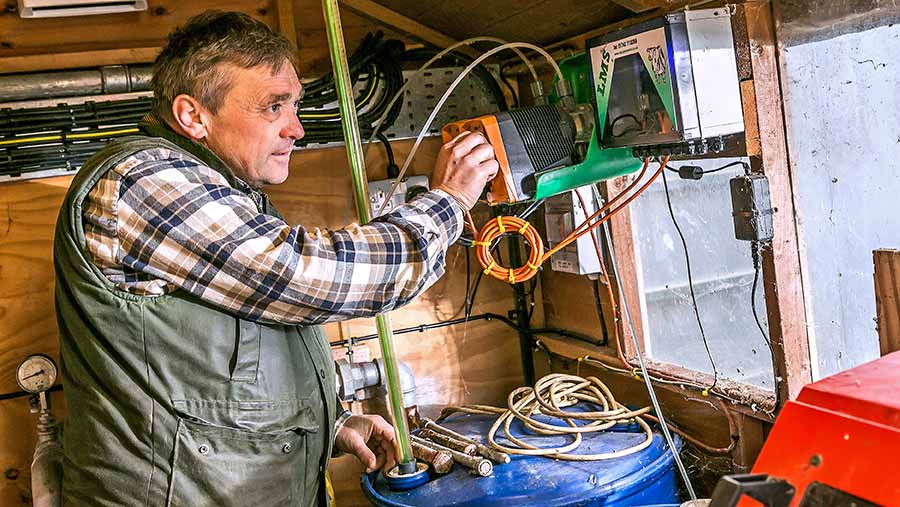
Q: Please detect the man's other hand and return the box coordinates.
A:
[334,414,397,473]
[432,131,500,210]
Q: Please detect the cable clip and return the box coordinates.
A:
[526,261,540,271]
[701,388,710,397]
[518,223,530,235]
[508,269,516,284]
[496,217,506,233]
[471,240,490,247]
[483,260,496,275]
[632,367,641,379]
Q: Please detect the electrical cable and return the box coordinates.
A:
[665,160,749,180]
[376,41,564,216]
[516,198,544,220]
[443,373,654,461]
[600,202,699,503]
[473,157,667,285]
[498,62,520,109]
[1,34,406,178]
[591,280,611,347]
[362,36,538,160]
[0,384,63,401]
[751,240,780,398]
[660,167,719,392]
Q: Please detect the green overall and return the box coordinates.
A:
[54,119,339,506]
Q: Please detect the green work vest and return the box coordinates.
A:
[54,120,338,507]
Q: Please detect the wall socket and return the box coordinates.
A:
[368,175,430,217]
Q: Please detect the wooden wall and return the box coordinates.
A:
[0,2,529,506]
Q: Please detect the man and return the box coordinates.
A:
[54,11,497,507]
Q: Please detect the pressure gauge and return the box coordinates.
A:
[16,354,58,394]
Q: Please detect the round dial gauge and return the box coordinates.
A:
[16,354,58,394]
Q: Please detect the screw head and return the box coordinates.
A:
[809,454,822,467]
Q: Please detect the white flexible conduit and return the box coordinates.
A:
[375,41,563,216]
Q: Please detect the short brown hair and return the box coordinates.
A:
[151,11,297,121]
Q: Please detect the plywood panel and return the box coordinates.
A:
[0,0,277,55]
[372,0,632,46]
[0,174,71,507]
[0,135,524,506]
[268,138,529,506]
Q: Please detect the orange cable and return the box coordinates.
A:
[472,157,668,286]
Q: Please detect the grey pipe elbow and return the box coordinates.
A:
[335,358,417,408]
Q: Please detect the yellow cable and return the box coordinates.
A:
[0,128,139,146]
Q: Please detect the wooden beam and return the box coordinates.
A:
[536,333,776,421]
[605,180,645,361]
[338,0,479,58]
[740,1,812,401]
[544,0,707,53]
[0,47,161,75]
[277,0,299,51]
[874,249,900,355]
[611,0,673,14]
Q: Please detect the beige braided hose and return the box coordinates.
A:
[441,373,654,461]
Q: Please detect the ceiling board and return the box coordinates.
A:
[371,0,634,45]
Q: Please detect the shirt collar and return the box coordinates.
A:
[138,114,256,194]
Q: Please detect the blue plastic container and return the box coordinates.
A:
[362,411,682,507]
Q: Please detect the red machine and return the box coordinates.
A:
[715,351,900,506]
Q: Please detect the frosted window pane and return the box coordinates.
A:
[627,157,774,390]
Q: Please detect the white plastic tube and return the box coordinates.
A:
[363,37,538,161]
[376,42,564,215]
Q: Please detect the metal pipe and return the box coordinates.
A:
[418,429,477,456]
[0,65,153,102]
[321,0,416,474]
[422,418,511,464]
[411,435,493,477]
[411,440,453,474]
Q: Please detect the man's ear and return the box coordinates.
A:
[171,94,209,140]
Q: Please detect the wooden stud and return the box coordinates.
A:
[731,412,766,473]
[874,249,900,355]
[605,178,645,360]
[277,0,299,51]
[740,1,812,400]
[0,47,161,75]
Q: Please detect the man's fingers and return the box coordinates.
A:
[369,416,397,443]
[447,129,471,146]
[465,143,496,166]
[354,442,378,472]
[381,440,397,472]
[372,447,387,472]
[451,131,487,156]
[479,159,500,181]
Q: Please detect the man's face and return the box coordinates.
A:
[202,61,305,187]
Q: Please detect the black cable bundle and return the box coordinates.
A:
[296,31,407,146]
[0,33,408,178]
[0,33,511,179]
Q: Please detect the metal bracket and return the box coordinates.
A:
[709,474,796,507]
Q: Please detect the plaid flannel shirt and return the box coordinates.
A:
[82,145,463,325]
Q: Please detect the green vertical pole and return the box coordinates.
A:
[321,0,416,472]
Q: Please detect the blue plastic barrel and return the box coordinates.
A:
[362,411,682,507]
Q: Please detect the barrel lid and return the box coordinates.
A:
[362,411,680,507]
